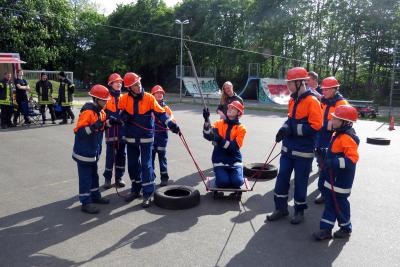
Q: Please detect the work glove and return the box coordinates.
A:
[203,108,210,121]
[109,116,122,125]
[275,125,290,143]
[90,119,103,132]
[212,128,223,144]
[169,122,180,134]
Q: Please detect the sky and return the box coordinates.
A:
[93,0,182,15]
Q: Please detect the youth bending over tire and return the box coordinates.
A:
[216,81,243,120]
[203,101,247,198]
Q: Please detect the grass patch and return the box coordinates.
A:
[26,79,88,98]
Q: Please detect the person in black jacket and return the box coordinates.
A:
[58,71,75,124]
[14,70,32,125]
[36,72,56,124]
[216,81,243,120]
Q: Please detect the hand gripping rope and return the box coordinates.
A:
[113,120,170,198]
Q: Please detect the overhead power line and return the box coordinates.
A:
[0,6,333,68]
[0,5,396,80]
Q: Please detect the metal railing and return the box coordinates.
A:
[23,70,74,82]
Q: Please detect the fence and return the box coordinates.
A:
[176,65,216,78]
[23,70,74,83]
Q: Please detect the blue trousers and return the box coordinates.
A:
[152,145,169,182]
[320,188,352,231]
[315,147,328,191]
[214,165,244,188]
[274,153,312,212]
[17,100,30,121]
[77,162,101,205]
[127,142,154,198]
[103,142,126,182]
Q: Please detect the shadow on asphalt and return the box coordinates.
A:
[74,169,243,265]
[0,193,142,266]
[0,168,341,266]
[226,171,346,266]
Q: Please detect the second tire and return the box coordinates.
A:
[243,163,278,180]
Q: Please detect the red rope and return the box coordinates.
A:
[129,120,169,132]
[178,132,209,190]
[113,125,130,198]
[250,143,281,190]
[318,153,343,218]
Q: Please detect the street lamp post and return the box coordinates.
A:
[175,19,189,103]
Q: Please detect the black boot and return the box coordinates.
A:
[334,228,351,239]
[314,194,324,204]
[266,210,289,222]
[103,180,112,190]
[59,120,67,125]
[92,197,110,204]
[159,180,168,187]
[115,179,126,188]
[124,192,141,202]
[290,210,304,224]
[313,229,332,241]
[142,196,152,208]
[160,173,169,187]
[81,203,100,214]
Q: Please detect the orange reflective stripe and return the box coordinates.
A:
[289,95,322,131]
[118,93,166,115]
[118,94,128,112]
[164,105,175,122]
[307,96,323,131]
[212,120,247,148]
[233,124,246,148]
[331,134,359,164]
[73,109,105,132]
[74,110,96,133]
[105,97,117,113]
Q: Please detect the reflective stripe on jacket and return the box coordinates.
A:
[72,103,106,163]
[324,127,359,195]
[154,101,174,147]
[282,89,323,157]
[203,118,247,166]
[118,91,171,139]
[104,89,124,143]
[316,93,348,148]
[0,79,13,105]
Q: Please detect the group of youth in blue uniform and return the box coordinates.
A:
[72,68,359,241]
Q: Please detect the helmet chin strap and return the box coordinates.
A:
[333,120,352,131]
[294,80,305,97]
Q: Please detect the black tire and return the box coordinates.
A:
[243,163,278,180]
[366,137,391,145]
[154,185,200,210]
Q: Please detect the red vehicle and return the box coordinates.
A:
[350,100,378,118]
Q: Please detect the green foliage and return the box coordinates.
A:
[1,0,399,104]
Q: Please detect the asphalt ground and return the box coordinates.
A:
[0,103,399,267]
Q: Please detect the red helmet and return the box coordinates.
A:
[89,84,111,101]
[151,85,165,95]
[228,100,244,116]
[124,72,141,87]
[331,105,358,123]
[286,67,309,81]
[108,73,123,85]
[321,76,340,89]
